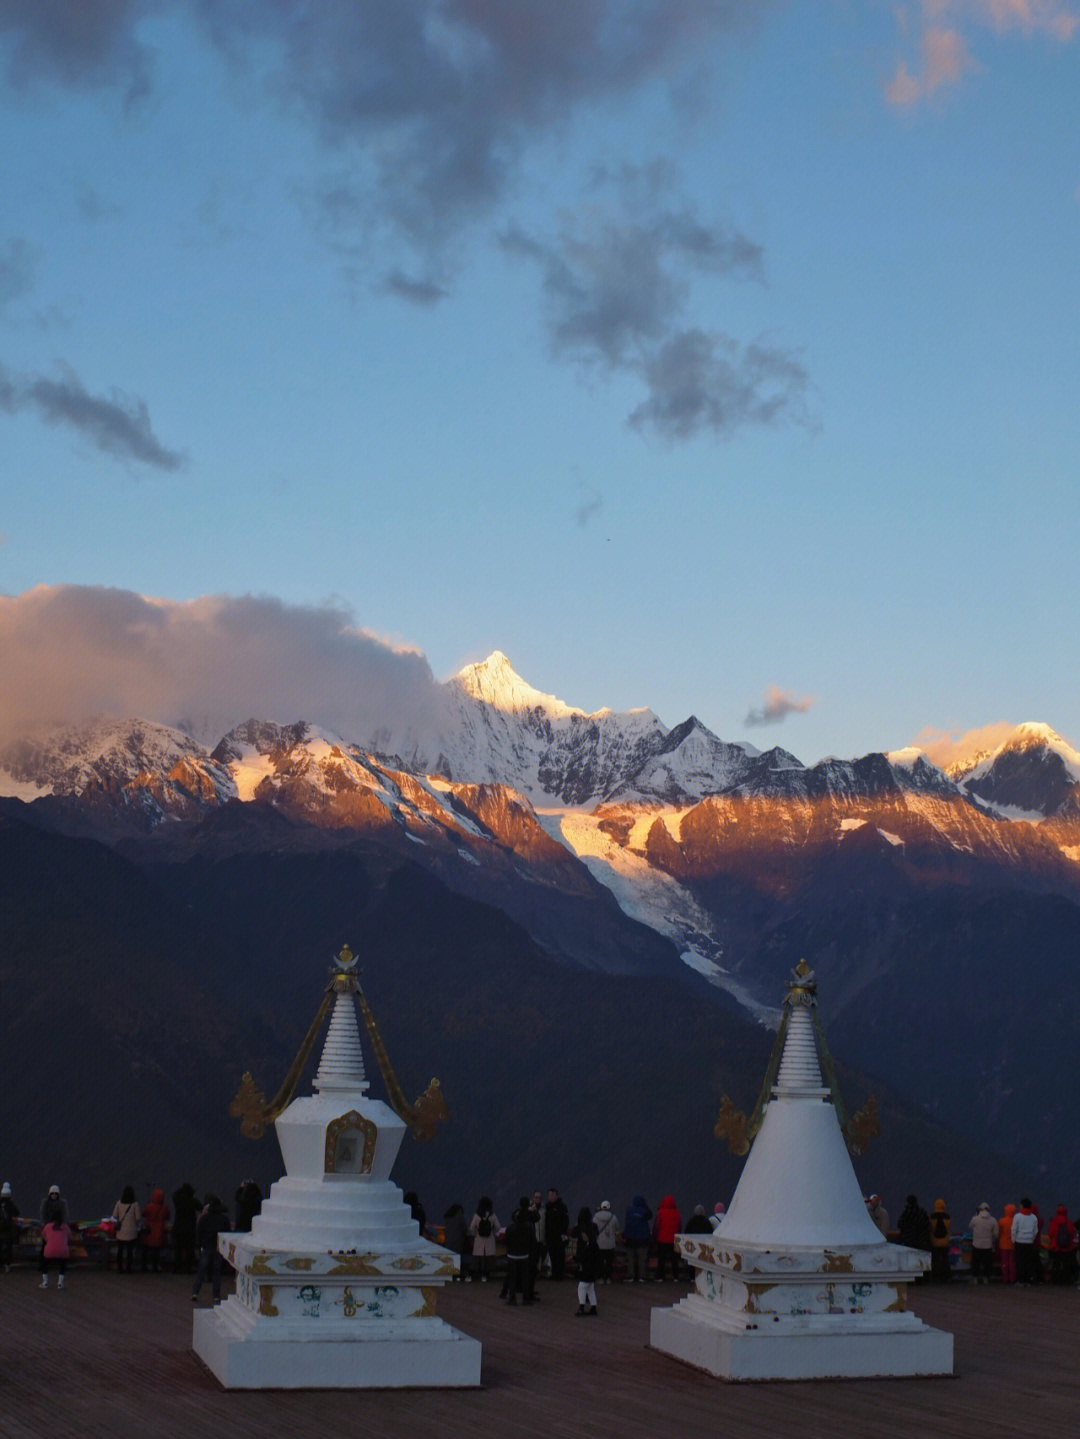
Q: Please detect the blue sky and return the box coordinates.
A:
[1,1,1078,764]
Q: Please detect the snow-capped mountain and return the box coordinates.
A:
[0,717,236,819]
[949,723,1080,821]
[376,651,764,806]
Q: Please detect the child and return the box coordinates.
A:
[40,1216,72,1289]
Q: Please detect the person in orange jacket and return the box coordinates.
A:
[998,1204,1016,1283]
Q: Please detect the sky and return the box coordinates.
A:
[1,1,1078,766]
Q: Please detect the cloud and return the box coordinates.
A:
[744,684,815,727]
[0,0,153,103]
[0,585,442,746]
[2,2,770,250]
[630,329,811,441]
[0,237,36,311]
[887,1,1077,107]
[886,26,977,105]
[380,270,449,307]
[574,484,603,527]
[0,361,185,469]
[501,164,807,440]
[911,720,1018,769]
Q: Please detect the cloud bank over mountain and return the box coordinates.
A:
[0,585,439,744]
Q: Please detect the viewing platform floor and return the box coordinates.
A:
[2,1270,1076,1438]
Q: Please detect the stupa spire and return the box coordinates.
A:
[773,961,828,1097]
[313,945,369,1093]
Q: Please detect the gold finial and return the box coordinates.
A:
[785,959,817,1007]
[331,944,359,991]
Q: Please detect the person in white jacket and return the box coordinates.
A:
[1011,1199,1040,1285]
[593,1201,618,1283]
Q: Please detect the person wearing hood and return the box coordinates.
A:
[140,1188,170,1273]
[1047,1204,1077,1285]
[652,1195,682,1282]
[0,1183,19,1271]
[969,1202,997,1284]
[1011,1198,1040,1285]
[897,1195,931,1255]
[929,1199,951,1282]
[192,1195,230,1304]
[867,1195,890,1236]
[593,1202,618,1283]
[623,1195,652,1282]
[998,1203,1017,1283]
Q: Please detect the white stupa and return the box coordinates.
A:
[193,946,481,1388]
[650,961,953,1381]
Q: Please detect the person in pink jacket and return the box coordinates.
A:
[40,1217,71,1289]
[652,1195,682,1282]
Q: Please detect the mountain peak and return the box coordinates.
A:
[451,652,576,717]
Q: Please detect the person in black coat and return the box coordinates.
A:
[172,1182,200,1274]
[192,1195,230,1304]
[503,1202,535,1306]
[544,1189,570,1281]
[574,1208,600,1316]
[234,1179,262,1233]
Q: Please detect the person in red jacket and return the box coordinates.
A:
[1047,1204,1077,1285]
[652,1195,682,1282]
[140,1188,170,1273]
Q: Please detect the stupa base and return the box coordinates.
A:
[193,1301,481,1388]
[650,1304,953,1381]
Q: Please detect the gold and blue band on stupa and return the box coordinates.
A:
[229,945,448,1142]
[714,959,879,1157]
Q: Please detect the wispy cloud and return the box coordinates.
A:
[0,237,36,311]
[502,164,809,441]
[887,0,1078,107]
[0,361,185,470]
[745,684,815,727]
[0,585,440,745]
[911,720,1018,769]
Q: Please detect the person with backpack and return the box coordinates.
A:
[1047,1204,1077,1285]
[929,1198,951,1281]
[468,1196,500,1283]
[969,1202,998,1284]
[593,1201,618,1283]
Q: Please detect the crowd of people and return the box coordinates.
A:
[436,1190,724,1316]
[7,1175,1080,1309]
[888,1193,1080,1285]
[0,1178,265,1301]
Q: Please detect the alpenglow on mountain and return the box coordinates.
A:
[4,651,1080,1209]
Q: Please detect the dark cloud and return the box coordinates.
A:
[502,166,808,440]
[0,585,441,746]
[0,237,36,310]
[630,329,811,440]
[0,0,152,102]
[381,271,449,307]
[2,2,768,245]
[0,361,185,469]
[745,685,814,727]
